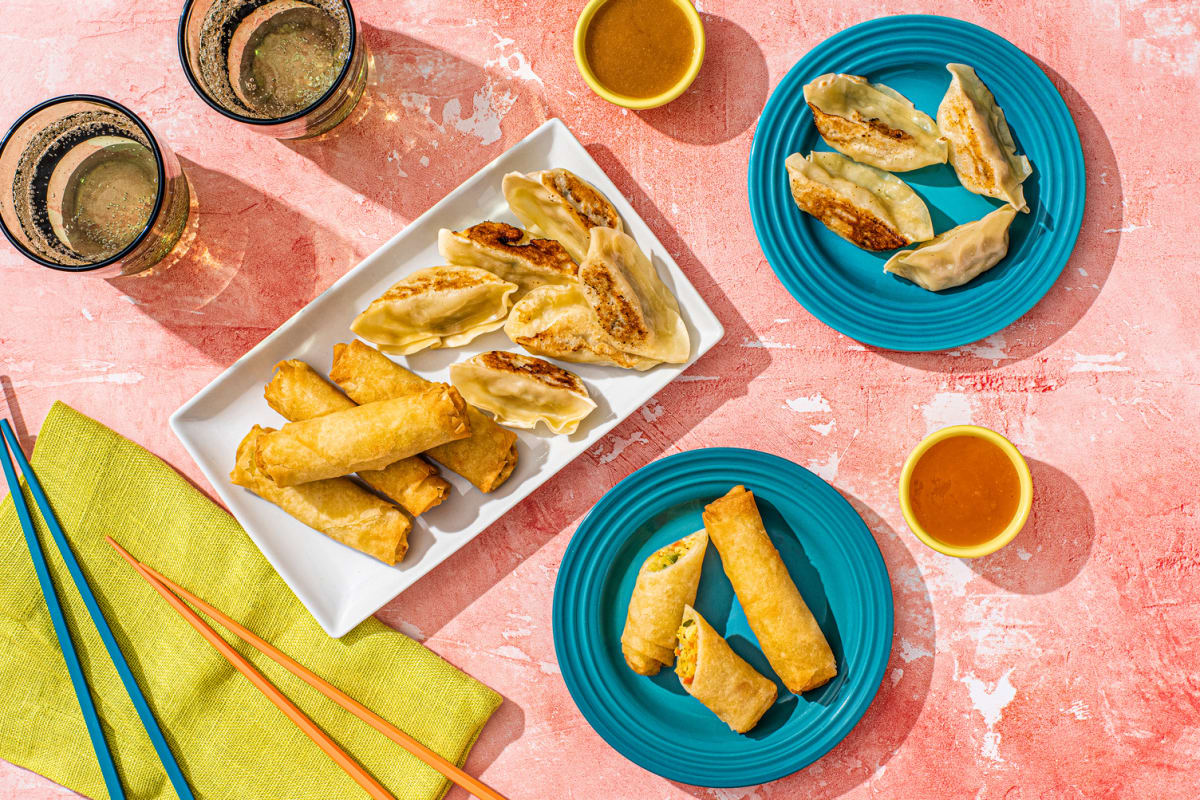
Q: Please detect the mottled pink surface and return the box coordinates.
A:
[2,0,1198,798]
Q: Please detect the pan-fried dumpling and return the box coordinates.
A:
[438,221,578,296]
[937,64,1033,211]
[504,228,688,370]
[785,151,934,251]
[884,205,1018,291]
[579,226,689,365]
[449,350,596,435]
[504,284,662,371]
[502,168,623,263]
[351,266,517,355]
[804,73,947,171]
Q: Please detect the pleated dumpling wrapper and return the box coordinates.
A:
[231,426,412,564]
[330,340,519,493]
[449,350,596,435]
[885,205,1018,291]
[703,485,837,694]
[804,73,947,171]
[502,167,623,263]
[786,151,934,251]
[438,221,579,297]
[937,63,1033,211]
[263,359,450,516]
[620,530,709,676]
[505,227,690,370]
[351,265,517,355]
[675,605,778,734]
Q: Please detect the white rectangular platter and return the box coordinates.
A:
[170,118,724,637]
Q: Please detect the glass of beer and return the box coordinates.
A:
[0,95,191,276]
[178,0,367,139]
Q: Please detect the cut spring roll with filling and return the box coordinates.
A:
[620,530,708,675]
[264,360,450,516]
[330,341,518,492]
[255,385,471,486]
[231,426,411,564]
[703,485,837,694]
[675,605,777,734]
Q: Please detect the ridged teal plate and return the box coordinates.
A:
[552,449,893,786]
[748,15,1085,351]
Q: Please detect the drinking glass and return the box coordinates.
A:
[178,0,367,139]
[0,95,191,276]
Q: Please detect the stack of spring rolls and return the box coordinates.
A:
[230,340,519,565]
[620,485,837,733]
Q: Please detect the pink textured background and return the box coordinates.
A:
[2,1,1198,797]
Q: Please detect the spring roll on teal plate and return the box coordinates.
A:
[703,485,837,694]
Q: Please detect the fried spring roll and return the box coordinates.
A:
[330,341,518,492]
[675,606,777,733]
[231,426,411,564]
[621,530,708,675]
[702,485,837,694]
[264,360,450,515]
[255,386,471,486]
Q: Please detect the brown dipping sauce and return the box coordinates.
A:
[909,435,1021,547]
[584,0,696,99]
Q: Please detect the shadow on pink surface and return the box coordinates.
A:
[0,376,36,453]
[637,14,768,146]
[876,62,1121,370]
[673,492,934,799]
[283,24,549,220]
[969,459,1095,594]
[107,158,353,366]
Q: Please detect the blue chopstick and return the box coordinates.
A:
[0,423,124,797]
[0,419,195,800]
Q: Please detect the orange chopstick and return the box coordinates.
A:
[106,537,509,800]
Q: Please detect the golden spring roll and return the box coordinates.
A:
[330,341,518,492]
[621,530,708,675]
[264,360,450,515]
[675,605,777,733]
[255,385,471,486]
[231,426,411,564]
[703,485,837,693]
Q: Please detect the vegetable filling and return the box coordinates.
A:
[646,537,692,572]
[675,618,698,685]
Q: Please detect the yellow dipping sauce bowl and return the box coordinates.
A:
[573,0,706,110]
[899,425,1033,558]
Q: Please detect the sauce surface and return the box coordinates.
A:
[909,435,1021,547]
[584,0,695,99]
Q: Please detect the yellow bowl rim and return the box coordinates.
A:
[573,0,707,110]
[898,424,1034,559]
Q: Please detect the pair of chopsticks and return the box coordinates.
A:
[106,538,510,800]
[0,419,195,800]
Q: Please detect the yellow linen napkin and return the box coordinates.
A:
[0,401,500,799]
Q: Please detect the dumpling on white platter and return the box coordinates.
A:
[449,350,596,435]
[351,266,517,355]
[937,64,1033,211]
[884,205,1018,291]
[804,73,947,171]
[785,151,934,251]
[504,227,690,371]
[504,284,661,371]
[438,221,578,297]
[502,168,623,263]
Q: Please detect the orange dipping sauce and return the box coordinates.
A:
[908,434,1021,548]
[584,0,696,99]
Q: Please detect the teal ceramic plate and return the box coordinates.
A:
[748,15,1085,351]
[552,449,893,786]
